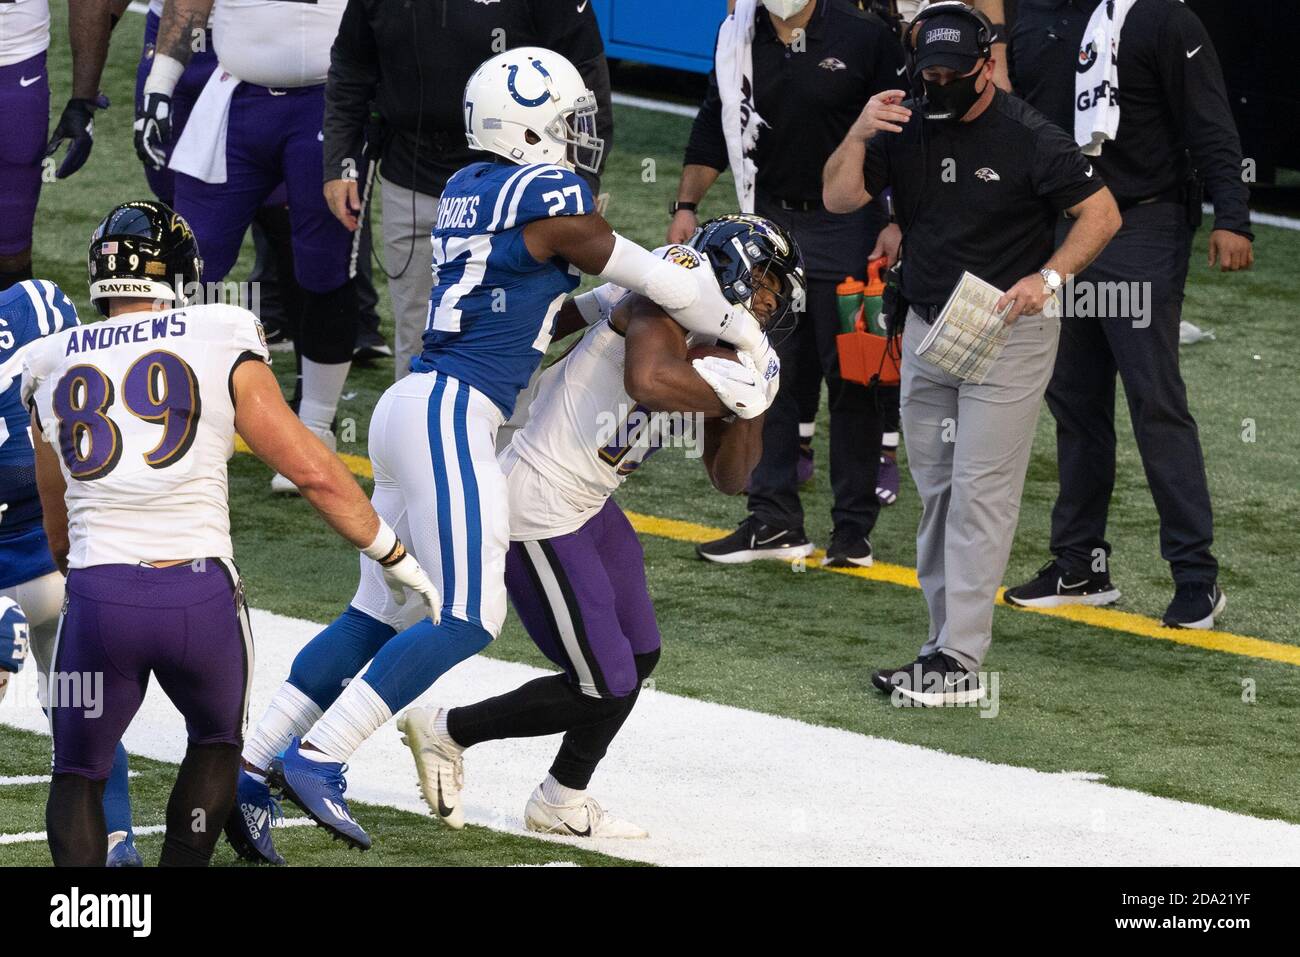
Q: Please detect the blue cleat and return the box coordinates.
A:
[106,831,143,867]
[224,768,286,865]
[269,738,371,850]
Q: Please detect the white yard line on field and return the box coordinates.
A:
[3,608,1299,865]
[0,771,138,787]
[0,817,314,847]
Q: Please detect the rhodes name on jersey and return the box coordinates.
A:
[22,303,270,569]
[410,160,594,418]
[507,245,712,540]
[0,280,77,589]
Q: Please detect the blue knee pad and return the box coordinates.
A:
[361,616,492,713]
[288,606,396,710]
[102,742,133,837]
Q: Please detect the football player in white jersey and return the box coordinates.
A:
[21,200,440,867]
[397,215,804,838]
[224,48,782,861]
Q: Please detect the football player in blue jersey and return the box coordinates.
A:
[227,46,782,861]
[0,278,142,866]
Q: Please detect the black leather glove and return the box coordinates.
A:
[134,91,174,171]
[44,95,108,179]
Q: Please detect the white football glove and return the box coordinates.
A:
[692,351,770,419]
[363,521,441,623]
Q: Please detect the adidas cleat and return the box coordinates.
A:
[270,738,371,850]
[224,768,286,865]
[524,787,648,839]
[397,706,465,830]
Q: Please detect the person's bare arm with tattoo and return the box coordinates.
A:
[134,0,216,169]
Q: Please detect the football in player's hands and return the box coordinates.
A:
[686,343,739,364]
[691,350,770,420]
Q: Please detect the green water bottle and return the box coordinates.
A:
[836,276,865,333]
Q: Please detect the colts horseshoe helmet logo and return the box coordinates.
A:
[506,59,554,107]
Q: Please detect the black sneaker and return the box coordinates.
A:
[872,652,985,706]
[1163,582,1226,629]
[1003,559,1120,608]
[353,329,393,364]
[822,529,873,568]
[696,516,814,564]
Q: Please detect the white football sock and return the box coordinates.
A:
[541,774,585,807]
[304,677,392,763]
[799,421,816,440]
[299,357,351,434]
[433,709,464,753]
[243,681,322,773]
[882,431,899,450]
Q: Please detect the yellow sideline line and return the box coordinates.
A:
[234,437,1300,669]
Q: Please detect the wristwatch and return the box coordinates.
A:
[669,200,698,217]
[1040,268,1063,293]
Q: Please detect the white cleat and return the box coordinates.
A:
[271,426,336,494]
[524,787,648,839]
[397,706,465,830]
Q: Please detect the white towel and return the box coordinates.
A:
[715,0,767,213]
[1074,0,1137,156]
[168,67,241,184]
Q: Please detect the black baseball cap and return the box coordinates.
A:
[913,10,985,73]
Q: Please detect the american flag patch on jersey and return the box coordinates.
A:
[100,242,119,255]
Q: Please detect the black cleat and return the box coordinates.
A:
[822,529,873,568]
[696,516,814,564]
[1003,559,1120,608]
[1163,582,1226,630]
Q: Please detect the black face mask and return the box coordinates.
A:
[921,69,984,122]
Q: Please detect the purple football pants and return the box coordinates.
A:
[50,560,253,780]
[506,499,661,700]
[0,52,48,256]
[172,82,349,291]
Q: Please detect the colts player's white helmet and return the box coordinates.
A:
[463,46,604,174]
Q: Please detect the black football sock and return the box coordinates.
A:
[46,772,108,866]
[445,673,628,749]
[550,649,660,790]
[159,742,240,867]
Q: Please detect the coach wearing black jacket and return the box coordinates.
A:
[996,0,1253,630]
[322,0,612,379]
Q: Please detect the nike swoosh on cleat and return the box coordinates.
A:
[562,820,592,837]
[944,674,966,688]
[754,532,789,546]
[435,776,454,818]
[1058,579,1090,591]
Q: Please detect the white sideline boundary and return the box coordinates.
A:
[3,608,1300,866]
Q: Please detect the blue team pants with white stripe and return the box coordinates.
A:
[328,371,508,711]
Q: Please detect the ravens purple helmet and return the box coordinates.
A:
[87,200,202,317]
[690,214,805,345]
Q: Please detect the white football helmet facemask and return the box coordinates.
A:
[463,46,604,174]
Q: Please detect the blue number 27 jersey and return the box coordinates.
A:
[410,160,593,418]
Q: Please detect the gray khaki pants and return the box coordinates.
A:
[901,306,1060,671]
[380,176,439,379]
